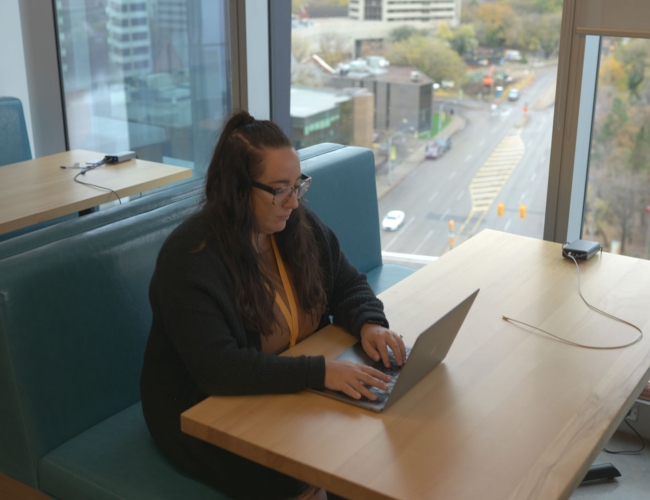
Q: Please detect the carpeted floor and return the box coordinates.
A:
[571,431,650,500]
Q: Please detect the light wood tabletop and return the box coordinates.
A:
[182,229,650,500]
[0,150,192,235]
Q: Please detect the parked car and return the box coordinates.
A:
[382,210,405,231]
[424,138,451,160]
[425,144,442,160]
[508,88,520,101]
[435,137,452,153]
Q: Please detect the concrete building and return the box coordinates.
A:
[327,63,433,134]
[348,0,460,24]
[106,0,153,78]
[290,86,374,150]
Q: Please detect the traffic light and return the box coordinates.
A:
[519,205,527,218]
[497,203,505,216]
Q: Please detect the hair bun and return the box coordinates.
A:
[234,110,255,128]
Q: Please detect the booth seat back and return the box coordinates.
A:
[0,179,203,254]
[0,96,31,167]
[300,143,382,274]
[0,197,200,487]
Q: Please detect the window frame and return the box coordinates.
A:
[544,0,650,244]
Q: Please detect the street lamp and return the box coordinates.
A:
[387,126,415,184]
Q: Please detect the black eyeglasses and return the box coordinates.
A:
[251,173,312,206]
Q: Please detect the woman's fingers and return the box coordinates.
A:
[360,365,391,384]
[325,360,399,401]
[362,328,408,367]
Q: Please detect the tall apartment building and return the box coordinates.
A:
[349,0,460,25]
[106,0,153,78]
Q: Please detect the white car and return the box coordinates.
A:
[508,88,520,101]
[382,210,405,231]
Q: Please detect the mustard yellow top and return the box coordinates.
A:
[259,235,320,355]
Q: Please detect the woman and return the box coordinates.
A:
[140,110,406,500]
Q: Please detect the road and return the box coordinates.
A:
[379,67,557,266]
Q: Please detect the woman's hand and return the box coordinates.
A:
[360,323,407,368]
[324,360,391,401]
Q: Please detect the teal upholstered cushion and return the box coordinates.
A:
[39,403,230,500]
[301,145,382,275]
[0,180,202,260]
[0,199,200,488]
[365,264,417,295]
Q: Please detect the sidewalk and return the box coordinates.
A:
[376,113,467,199]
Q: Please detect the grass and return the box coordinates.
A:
[419,112,452,139]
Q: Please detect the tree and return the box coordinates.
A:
[292,34,311,63]
[598,56,628,93]
[438,23,478,57]
[388,25,429,43]
[615,39,650,99]
[475,3,516,48]
[386,35,467,84]
[507,0,563,15]
[318,32,350,67]
[526,13,562,58]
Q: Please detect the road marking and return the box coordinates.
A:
[428,191,438,202]
[539,156,546,164]
[456,189,465,201]
[413,230,434,254]
[457,134,526,237]
[382,216,415,251]
[448,171,456,180]
[439,208,450,220]
[530,172,537,182]
[479,139,486,147]
[504,218,512,231]
[519,192,527,203]
[465,154,473,162]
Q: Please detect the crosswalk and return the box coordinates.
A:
[457,134,526,236]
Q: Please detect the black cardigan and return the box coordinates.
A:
[140,208,388,444]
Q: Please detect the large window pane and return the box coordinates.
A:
[291,0,559,267]
[55,0,231,181]
[582,37,650,260]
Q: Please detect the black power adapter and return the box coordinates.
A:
[104,151,136,163]
[562,239,602,260]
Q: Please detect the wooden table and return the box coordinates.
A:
[0,150,192,235]
[182,230,650,500]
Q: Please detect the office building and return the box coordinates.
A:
[327,63,433,134]
[348,0,461,25]
[106,0,153,78]
[291,86,374,149]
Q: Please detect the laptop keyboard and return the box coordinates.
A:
[363,347,412,403]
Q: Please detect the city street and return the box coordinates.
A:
[379,67,557,266]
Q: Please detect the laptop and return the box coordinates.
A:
[312,289,479,412]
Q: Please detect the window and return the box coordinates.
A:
[291,0,560,266]
[581,37,650,259]
[55,0,232,184]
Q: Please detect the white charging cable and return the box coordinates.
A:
[503,253,643,349]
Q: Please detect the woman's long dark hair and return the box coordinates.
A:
[199,110,326,337]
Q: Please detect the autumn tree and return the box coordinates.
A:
[388,25,430,43]
[437,23,478,57]
[318,32,350,67]
[526,13,562,57]
[386,35,467,84]
[475,3,517,48]
[615,39,650,100]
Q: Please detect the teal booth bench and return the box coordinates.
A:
[0,144,416,499]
